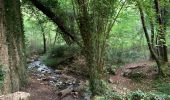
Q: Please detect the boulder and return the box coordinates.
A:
[0,92,30,100]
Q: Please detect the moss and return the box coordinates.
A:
[4,0,27,91]
[0,64,5,88]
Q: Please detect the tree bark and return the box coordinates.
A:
[0,0,27,94]
[0,0,11,94]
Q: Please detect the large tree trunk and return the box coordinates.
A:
[76,0,108,96]
[0,0,11,94]
[0,0,27,94]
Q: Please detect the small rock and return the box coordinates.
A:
[108,78,114,83]
[37,78,41,81]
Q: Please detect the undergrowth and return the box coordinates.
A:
[104,90,170,100]
[153,79,170,95]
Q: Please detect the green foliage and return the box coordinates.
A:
[104,90,170,100]
[127,90,170,100]
[104,91,123,100]
[49,45,80,58]
[42,45,80,68]
[106,6,149,65]
[22,5,65,55]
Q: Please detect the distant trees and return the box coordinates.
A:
[0,0,27,94]
[29,0,82,47]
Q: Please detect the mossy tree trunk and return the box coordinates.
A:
[76,0,117,96]
[0,0,27,94]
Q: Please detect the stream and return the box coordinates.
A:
[27,58,81,90]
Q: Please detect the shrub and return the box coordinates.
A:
[104,90,170,100]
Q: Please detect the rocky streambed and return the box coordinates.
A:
[27,57,89,99]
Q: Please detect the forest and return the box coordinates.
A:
[0,0,170,100]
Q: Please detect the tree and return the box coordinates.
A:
[75,0,119,96]
[136,0,169,76]
[154,0,168,62]
[0,0,27,94]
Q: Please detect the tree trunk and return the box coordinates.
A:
[0,0,11,94]
[76,0,108,96]
[42,31,46,54]
[149,19,155,60]
[154,0,168,62]
[0,0,27,94]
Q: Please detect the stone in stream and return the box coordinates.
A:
[37,65,52,74]
[28,61,41,69]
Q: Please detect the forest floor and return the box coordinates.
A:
[23,72,80,100]
[22,55,163,100]
[108,61,157,95]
